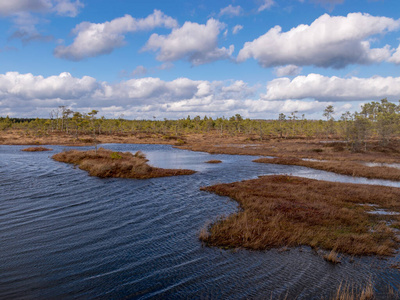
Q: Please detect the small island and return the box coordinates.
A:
[52,148,196,179]
[205,160,222,164]
[21,147,53,152]
[200,175,400,257]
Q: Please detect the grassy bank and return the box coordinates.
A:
[52,148,196,179]
[200,175,400,256]
[253,157,400,181]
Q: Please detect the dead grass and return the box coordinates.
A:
[200,175,400,256]
[333,280,375,300]
[52,148,196,179]
[21,146,52,152]
[253,157,400,181]
[205,160,222,164]
[324,250,341,264]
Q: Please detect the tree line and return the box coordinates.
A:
[1,99,400,151]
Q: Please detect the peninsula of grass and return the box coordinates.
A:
[22,146,52,152]
[52,148,196,179]
[253,157,400,181]
[205,160,222,164]
[200,175,400,256]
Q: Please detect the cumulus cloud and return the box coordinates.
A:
[144,19,234,66]
[1,1,83,44]
[3,71,399,119]
[388,44,400,64]
[219,5,243,17]
[0,0,83,17]
[274,65,302,77]
[263,73,400,101]
[237,13,400,69]
[0,72,258,118]
[0,0,51,16]
[54,10,178,61]
[233,25,243,34]
[0,72,97,102]
[53,0,83,17]
[258,0,275,12]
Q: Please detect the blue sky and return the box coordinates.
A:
[0,0,400,119]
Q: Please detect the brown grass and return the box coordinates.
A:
[205,160,222,164]
[324,250,341,264]
[333,280,375,300]
[4,129,400,163]
[200,175,400,256]
[52,148,196,179]
[21,146,52,152]
[253,157,400,181]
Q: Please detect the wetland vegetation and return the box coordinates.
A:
[52,148,196,179]
[200,175,400,256]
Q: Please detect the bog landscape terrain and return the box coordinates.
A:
[3,100,400,298]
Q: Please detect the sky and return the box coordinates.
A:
[0,0,399,120]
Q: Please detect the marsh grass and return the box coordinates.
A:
[253,157,400,181]
[205,160,222,164]
[52,148,196,179]
[21,147,52,152]
[333,280,375,300]
[324,250,341,264]
[200,175,400,256]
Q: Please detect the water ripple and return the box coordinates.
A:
[1,144,400,299]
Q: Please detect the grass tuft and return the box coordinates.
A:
[205,160,222,164]
[21,147,52,152]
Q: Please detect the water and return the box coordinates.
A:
[1,144,400,299]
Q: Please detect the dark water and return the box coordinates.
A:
[1,144,400,299]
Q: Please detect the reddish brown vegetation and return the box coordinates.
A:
[253,157,400,181]
[205,160,222,164]
[200,175,400,256]
[21,147,52,152]
[52,148,196,179]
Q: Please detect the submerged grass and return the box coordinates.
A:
[52,148,196,179]
[253,157,400,181]
[205,160,222,164]
[21,146,52,152]
[200,175,400,256]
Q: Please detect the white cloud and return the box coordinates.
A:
[131,66,147,77]
[0,0,83,16]
[2,71,398,119]
[0,0,83,44]
[388,44,400,64]
[0,72,256,118]
[237,13,400,68]
[53,0,83,17]
[0,0,51,16]
[54,10,178,61]
[219,5,243,17]
[258,0,275,12]
[274,65,302,77]
[263,73,400,101]
[144,19,234,66]
[233,25,243,34]
[0,72,98,100]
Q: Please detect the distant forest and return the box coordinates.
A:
[1,99,399,152]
